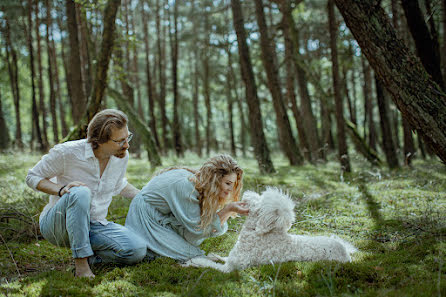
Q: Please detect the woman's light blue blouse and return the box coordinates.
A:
[125,169,228,261]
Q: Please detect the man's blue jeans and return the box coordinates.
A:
[39,186,146,265]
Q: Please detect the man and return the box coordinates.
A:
[26,109,146,278]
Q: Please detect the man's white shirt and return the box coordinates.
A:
[26,139,128,225]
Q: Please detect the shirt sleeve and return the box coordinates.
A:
[112,153,129,196]
[25,145,65,191]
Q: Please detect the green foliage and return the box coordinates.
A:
[0,153,445,296]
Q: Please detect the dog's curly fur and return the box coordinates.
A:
[184,188,357,272]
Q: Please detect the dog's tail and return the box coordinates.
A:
[330,235,358,255]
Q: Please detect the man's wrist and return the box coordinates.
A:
[58,185,67,197]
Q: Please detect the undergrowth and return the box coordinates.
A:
[0,152,444,296]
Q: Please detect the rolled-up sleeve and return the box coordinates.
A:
[26,145,64,191]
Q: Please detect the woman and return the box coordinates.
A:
[125,154,248,261]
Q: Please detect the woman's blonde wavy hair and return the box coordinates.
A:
[192,154,243,229]
[157,154,243,230]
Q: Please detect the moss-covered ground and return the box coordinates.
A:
[0,152,444,296]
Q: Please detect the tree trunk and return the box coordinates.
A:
[3,17,23,149]
[391,0,415,165]
[86,0,121,122]
[343,66,357,125]
[131,11,143,121]
[361,56,377,152]
[66,0,87,125]
[254,0,303,166]
[142,2,160,149]
[108,88,162,167]
[334,0,446,163]
[45,0,59,143]
[190,0,202,156]
[230,0,275,174]
[51,26,69,138]
[35,1,49,149]
[375,76,400,168]
[76,5,93,99]
[0,89,10,150]
[64,0,121,141]
[225,51,237,157]
[328,0,351,173]
[283,19,311,162]
[57,16,74,125]
[442,0,446,80]
[156,0,169,152]
[277,0,323,161]
[226,39,248,157]
[402,119,416,165]
[170,0,183,157]
[27,0,44,151]
[401,0,444,90]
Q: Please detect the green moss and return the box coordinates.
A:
[0,153,445,296]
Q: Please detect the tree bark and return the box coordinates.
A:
[334,0,446,163]
[35,1,49,149]
[361,56,377,152]
[230,0,275,174]
[375,76,400,168]
[328,0,351,173]
[155,0,169,152]
[3,17,23,149]
[442,0,446,80]
[86,0,121,122]
[392,0,415,165]
[401,0,444,90]
[76,5,93,99]
[51,25,69,138]
[254,0,303,166]
[107,88,162,167]
[66,0,87,125]
[45,0,59,143]
[277,0,323,161]
[27,0,44,151]
[170,0,183,157]
[142,2,160,149]
[0,89,10,150]
[283,19,311,162]
[226,42,248,157]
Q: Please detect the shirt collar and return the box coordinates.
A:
[84,140,96,160]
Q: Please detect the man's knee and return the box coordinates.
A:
[66,186,91,210]
[118,239,147,264]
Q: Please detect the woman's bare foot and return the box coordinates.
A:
[74,258,95,278]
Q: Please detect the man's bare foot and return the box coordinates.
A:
[74,258,95,278]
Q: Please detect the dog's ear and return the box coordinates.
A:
[255,208,280,234]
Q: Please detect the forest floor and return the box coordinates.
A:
[0,152,445,297]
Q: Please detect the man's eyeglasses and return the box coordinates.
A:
[111,132,133,147]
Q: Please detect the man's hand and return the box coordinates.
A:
[60,181,87,196]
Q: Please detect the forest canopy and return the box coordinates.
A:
[0,0,445,171]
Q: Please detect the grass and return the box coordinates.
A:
[0,151,445,296]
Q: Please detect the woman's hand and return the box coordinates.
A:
[218,201,249,225]
[228,201,249,216]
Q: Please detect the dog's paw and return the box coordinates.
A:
[207,253,227,263]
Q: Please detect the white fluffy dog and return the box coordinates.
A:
[184,188,357,272]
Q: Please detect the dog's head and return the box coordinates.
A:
[252,187,295,234]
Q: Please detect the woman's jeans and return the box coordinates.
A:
[39,186,146,265]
